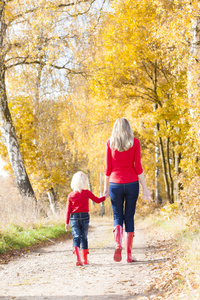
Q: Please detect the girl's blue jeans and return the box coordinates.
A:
[109,181,139,232]
[70,212,90,249]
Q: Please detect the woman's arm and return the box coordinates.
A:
[103,175,110,195]
[104,139,111,196]
[138,172,152,203]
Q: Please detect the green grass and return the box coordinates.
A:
[0,223,69,254]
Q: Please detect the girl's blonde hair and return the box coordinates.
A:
[70,171,89,192]
[110,118,134,152]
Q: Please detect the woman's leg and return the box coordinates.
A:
[124,181,139,232]
[109,183,124,227]
[124,182,139,262]
[109,183,124,262]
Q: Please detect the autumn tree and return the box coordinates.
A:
[83,0,194,204]
[0,0,105,201]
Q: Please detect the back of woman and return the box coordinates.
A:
[104,118,152,263]
[105,137,143,184]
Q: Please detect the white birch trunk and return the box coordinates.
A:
[99,172,105,216]
[47,192,56,215]
[0,2,36,201]
[188,16,200,135]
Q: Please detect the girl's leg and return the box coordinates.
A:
[80,214,90,265]
[80,214,90,250]
[70,219,81,248]
[70,218,82,266]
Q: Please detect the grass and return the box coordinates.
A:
[138,206,200,299]
[0,222,69,254]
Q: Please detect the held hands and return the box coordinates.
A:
[65,224,70,231]
[103,189,110,198]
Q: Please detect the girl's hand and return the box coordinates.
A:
[65,224,70,231]
[143,188,153,203]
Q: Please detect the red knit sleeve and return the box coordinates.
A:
[65,195,71,224]
[134,139,143,175]
[86,190,105,204]
[104,139,112,176]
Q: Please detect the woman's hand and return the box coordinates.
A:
[65,224,70,231]
[104,190,110,198]
[143,188,153,203]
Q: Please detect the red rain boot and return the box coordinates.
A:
[82,249,89,265]
[73,247,83,266]
[113,225,123,262]
[125,232,136,263]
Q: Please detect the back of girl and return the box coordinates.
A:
[65,171,109,266]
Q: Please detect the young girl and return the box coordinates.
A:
[65,171,109,266]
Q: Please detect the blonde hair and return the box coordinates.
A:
[70,171,89,192]
[110,118,134,152]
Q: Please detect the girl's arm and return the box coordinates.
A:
[65,224,70,231]
[87,190,108,204]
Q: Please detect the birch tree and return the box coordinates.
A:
[0,0,103,200]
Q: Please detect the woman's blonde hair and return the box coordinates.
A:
[71,171,89,192]
[110,118,134,152]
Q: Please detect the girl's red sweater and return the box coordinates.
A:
[105,138,143,184]
[66,189,105,224]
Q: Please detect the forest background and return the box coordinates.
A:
[0,0,200,296]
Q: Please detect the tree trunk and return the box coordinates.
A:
[0,2,36,202]
[155,137,162,205]
[166,135,174,203]
[188,15,200,137]
[156,123,171,203]
[47,188,58,215]
[174,151,181,203]
[99,172,105,217]
[188,16,200,100]
[87,169,95,206]
[174,129,181,203]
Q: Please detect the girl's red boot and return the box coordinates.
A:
[73,247,83,266]
[113,225,123,262]
[82,249,89,265]
[125,232,136,263]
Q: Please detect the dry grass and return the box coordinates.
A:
[0,175,67,231]
[0,176,41,230]
[142,208,200,299]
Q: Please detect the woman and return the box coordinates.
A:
[104,118,152,263]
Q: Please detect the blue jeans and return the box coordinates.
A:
[70,212,90,249]
[109,181,139,232]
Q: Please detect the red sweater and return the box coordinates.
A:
[104,138,143,183]
[65,189,105,224]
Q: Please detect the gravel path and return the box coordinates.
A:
[0,219,168,299]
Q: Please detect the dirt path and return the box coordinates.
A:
[0,219,170,300]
